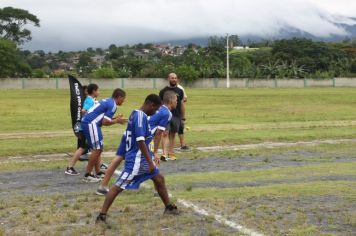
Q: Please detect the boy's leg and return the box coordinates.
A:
[161,131,169,156]
[151,173,170,206]
[86,149,102,175]
[168,131,176,155]
[68,147,85,168]
[99,156,123,188]
[100,185,124,215]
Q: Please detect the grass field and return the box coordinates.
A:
[0,88,356,235]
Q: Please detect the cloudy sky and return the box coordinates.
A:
[1,0,356,51]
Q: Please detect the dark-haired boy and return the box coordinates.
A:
[81,88,127,182]
[96,94,178,223]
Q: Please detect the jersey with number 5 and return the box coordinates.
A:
[124,110,153,168]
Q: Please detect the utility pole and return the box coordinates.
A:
[226,33,230,88]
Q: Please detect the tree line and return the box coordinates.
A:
[1,6,356,80]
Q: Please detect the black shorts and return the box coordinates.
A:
[167,116,182,134]
[77,131,89,152]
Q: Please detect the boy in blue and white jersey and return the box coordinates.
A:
[81,88,127,182]
[96,94,178,223]
[65,83,100,176]
[95,91,177,196]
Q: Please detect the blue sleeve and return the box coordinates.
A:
[83,97,94,110]
[134,111,147,141]
[103,100,116,120]
[157,111,170,130]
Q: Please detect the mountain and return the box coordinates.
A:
[158,17,356,46]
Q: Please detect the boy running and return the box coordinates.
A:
[81,88,127,182]
[95,91,177,195]
[96,94,178,223]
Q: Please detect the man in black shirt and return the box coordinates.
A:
[159,73,184,161]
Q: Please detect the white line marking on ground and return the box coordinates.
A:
[111,168,264,236]
[177,198,264,236]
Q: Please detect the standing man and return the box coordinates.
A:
[177,83,190,151]
[96,94,178,223]
[65,83,99,175]
[81,88,127,182]
[159,73,184,161]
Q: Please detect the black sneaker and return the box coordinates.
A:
[96,186,109,196]
[79,153,89,161]
[160,155,169,162]
[164,203,179,215]
[100,163,108,172]
[83,173,101,183]
[96,171,105,179]
[95,213,107,224]
[180,145,191,151]
[65,167,80,176]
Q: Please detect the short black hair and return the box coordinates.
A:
[112,88,126,98]
[144,94,162,106]
[82,85,88,92]
[87,83,99,95]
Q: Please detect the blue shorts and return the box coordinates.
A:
[81,122,103,150]
[115,167,159,190]
[115,134,126,158]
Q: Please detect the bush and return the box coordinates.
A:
[32,68,46,78]
[175,64,199,81]
[94,67,117,78]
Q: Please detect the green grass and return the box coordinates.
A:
[1,88,356,235]
[2,88,356,156]
[0,190,239,235]
[166,162,356,189]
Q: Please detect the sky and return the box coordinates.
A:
[1,0,356,51]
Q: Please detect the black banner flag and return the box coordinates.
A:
[68,75,85,138]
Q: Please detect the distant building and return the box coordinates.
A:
[91,55,106,67]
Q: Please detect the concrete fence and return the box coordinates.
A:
[1,77,356,89]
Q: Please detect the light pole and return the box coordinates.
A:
[226,33,230,88]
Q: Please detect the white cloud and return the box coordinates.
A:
[1,0,356,51]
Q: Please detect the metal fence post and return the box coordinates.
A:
[304,78,307,88]
[214,78,218,88]
[121,78,125,88]
[274,79,278,88]
[332,78,336,87]
[245,78,249,88]
[55,78,59,89]
[153,78,157,89]
[22,78,25,89]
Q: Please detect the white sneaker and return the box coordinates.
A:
[83,174,101,183]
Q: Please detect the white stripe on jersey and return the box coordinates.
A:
[88,123,95,146]
[138,110,143,127]
[124,150,142,188]
[93,113,105,124]
[93,123,100,149]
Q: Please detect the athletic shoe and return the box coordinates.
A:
[96,171,105,179]
[100,163,108,172]
[79,153,89,161]
[180,145,191,151]
[164,204,179,215]
[65,167,80,176]
[83,173,101,183]
[168,153,177,161]
[95,213,107,224]
[96,186,109,196]
[160,155,169,162]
